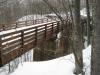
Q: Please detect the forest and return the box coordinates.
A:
[0,0,99,75]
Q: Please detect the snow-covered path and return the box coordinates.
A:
[9,45,91,75]
[10,55,75,75]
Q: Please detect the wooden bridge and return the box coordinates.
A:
[0,18,56,31]
[0,19,62,67]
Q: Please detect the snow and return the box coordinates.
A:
[17,15,46,22]
[57,32,62,39]
[9,45,91,75]
[0,21,56,46]
[56,32,62,48]
[45,13,57,17]
[83,45,91,75]
[10,54,75,75]
[45,13,66,19]
[80,8,87,17]
[0,21,56,35]
[84,36,88,48]
[80,8,92,17]
[0,50,33,75]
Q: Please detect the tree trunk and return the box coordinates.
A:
[73,0,83,74]
[86,0,91,45]
[91,0,100,75]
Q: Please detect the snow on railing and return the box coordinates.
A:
[0,21,61,67]
[0,18,56,31]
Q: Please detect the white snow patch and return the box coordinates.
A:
[45,13,57,17]
[17,15,46,22]
[80,8,92,17]
[0,50,33,75]
[9,45,91,75]
[10,54,75,75]
[83,45,91,75]
[80,8,87,17]
[0,21,56,35]
[57,32,62,39]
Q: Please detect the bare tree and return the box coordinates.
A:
[91,0,100,75]
[72,0,83,74]
[86,0,91,45]
[42,0,84,74]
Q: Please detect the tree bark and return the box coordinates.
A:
[73,0,83,74]
[86,0,91,45]
[91,0,100,75]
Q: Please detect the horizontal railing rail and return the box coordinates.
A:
[0,18,58,31]
[0,20,62,66]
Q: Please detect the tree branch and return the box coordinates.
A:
[42,0,63,21]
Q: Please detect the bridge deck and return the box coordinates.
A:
[0,20,62,67]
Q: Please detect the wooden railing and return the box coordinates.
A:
[0,21,62,66]
[0,18,55,31]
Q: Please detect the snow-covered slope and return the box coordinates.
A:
[10,54,75,75]
[9,45,91,75]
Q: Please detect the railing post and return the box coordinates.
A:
[57,21,60,32]
[52,23,54,34]
[33,20,34,25]
[0,36,2,66]
[16,22,18,28]
[41,19,43,23]
[2,24,5,31]
[25,21,27,26]
[21,30,24,54]
[35,20,37,24]
[61,21,63,31]
[35,27,38,45]
[47,18,49,22]
[45,25,47,40]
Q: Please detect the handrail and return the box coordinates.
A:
[0,18,56,31]
[0,20,61,66]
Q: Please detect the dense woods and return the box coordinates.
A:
[0,0,100,75]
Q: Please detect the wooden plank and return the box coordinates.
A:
[2,34,21,43]
[37,27,45,31]
[24,39,35,45]
[24,34,35,40]
[0,20,61,66]
[2,45,21,54]
[2,38,21,48]
[35,27,38,45]
[0,36,3,67]
[2,31,20,37]
[45,25,47,39]
[24,30,35,35]
[37,36,44,40]
[2,48,22,65]
[23,27,36,32]
[24,36,35,43]
[37,30,45,35]
[0,18,54,31]
[3,44,21,54]
[21,30,24,54]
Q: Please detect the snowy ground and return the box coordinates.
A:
[0,50,33,75]
[0,11,91,75]
[8,45,91,75]
[17,15,46,22]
